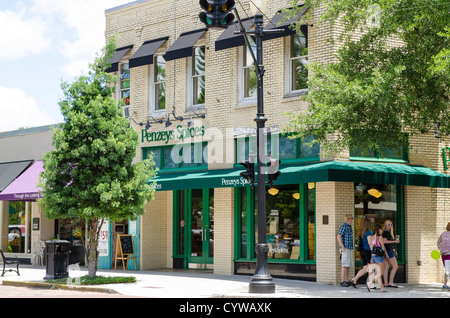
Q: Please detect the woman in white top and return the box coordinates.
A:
[437,222,450,290]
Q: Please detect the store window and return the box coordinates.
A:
[239,37,257,100]
[235,134,319,165]
[236,183,316,262]
[8,202,31,253]
[149,55,166,113]
[354,183,404,263]
[188,46,206,108]
[350,140,408,162]
[143,142,208,171]
[287,30,308,93]
[119,62,130,118]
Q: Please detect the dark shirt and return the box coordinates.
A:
[382,230,394,251]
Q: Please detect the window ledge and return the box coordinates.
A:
[185,105,206,115]
[235,98,257,110]
[149,110,166,120]
[283,90,307,102]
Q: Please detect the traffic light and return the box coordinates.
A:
[239,160,255,184]
[266,159,281,186]
[199,0,235,29]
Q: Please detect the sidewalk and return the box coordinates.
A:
[1,265,449,298]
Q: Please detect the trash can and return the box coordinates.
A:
[43,240,70,280]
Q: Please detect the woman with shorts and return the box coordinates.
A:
[437,222,450,290]
[349,219,372,287]
[382,220,400,287]
[367,224,388,292]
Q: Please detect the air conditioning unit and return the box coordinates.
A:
[123,106,130,118]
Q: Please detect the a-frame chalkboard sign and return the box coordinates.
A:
[114,234,137,271]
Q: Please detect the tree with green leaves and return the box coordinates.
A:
[38,37,156,277]
[283,0,450,155]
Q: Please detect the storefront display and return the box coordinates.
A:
[354,183,405,280]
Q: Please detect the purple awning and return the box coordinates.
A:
[0,161,43,201]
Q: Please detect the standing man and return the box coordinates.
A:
[337,214,354,287]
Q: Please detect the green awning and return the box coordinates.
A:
[275,161,450,188]
[151,161,450,191]
[153,168,251,191]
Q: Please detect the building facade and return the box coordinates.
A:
[0,126,55,264]
[102,0,450,285]
[1,0,448,285]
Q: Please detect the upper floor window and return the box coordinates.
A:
[149,55,166,113]
[235,134,320,165]
[350,143,408,162]
[239,37,257,101]
[188,46,206,108]
[287,32,308,94]
[119,62,130,117]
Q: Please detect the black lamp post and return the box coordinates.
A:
[199,0,278,293]
[246,0,275,294]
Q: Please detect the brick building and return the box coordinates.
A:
[0,0,448,286]
[102,0,450,284]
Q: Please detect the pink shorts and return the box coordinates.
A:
[442,254,450,266]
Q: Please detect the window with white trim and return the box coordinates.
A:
[149,55,166,113]
[119,62,130,118]
[286,32,308,94]
[239,37,257,101]
[187,46,206,109]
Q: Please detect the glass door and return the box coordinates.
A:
[188,188,214,267]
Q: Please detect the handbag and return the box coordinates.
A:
[372,246,385,257]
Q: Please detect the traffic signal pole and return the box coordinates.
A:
[200,0,281,294]
[248,12,275,294]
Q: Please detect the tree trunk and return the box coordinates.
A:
[84,218,103,278]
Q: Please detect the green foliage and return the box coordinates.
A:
[284,0,450,154]
[47,275,136,285]
[37,37,156,277]
[38,36,156,222]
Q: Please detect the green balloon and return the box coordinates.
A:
[431,250,441,260]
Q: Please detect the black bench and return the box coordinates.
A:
[0,249,20,276]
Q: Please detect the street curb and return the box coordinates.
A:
[2,280,119,294]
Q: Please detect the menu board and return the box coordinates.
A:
[119,234,134,255]
[114,234,137,271]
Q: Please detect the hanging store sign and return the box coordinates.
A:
[141,125,205,144]
[442,147,450,171]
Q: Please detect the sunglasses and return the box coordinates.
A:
[387,223,393,226]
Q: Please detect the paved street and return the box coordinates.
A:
[0,284,131,298]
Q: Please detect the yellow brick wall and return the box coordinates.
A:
[140,190,173,269]
[213,187,235,275]
[316,182,355,283]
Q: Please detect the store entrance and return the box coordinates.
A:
[174,189,214,269]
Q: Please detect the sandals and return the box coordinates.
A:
[349,280,357,288]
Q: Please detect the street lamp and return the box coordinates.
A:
[246,0,276,294]
[199,0,279,294]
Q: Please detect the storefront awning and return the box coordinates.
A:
[0,161,43,201]
[129,36,169,68]
[215,18,255,51]
[263,5,309,41]
[105,45,133,73]
[0,160,33,192]
[165,29,207,61]
[152,161,450,191]
[153,168,247,191]
[275,161,450,188]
